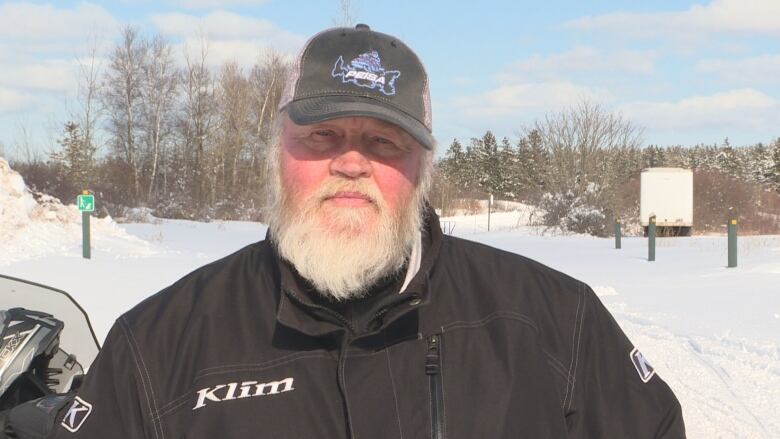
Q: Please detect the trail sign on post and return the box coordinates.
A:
[78,191,94,259]
[615,219,622,249]
[77,194,95,212]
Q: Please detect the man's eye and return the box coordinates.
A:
[313,129,336,139]
[370,136,407,157]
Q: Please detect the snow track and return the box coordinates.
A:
[612,304,779,438]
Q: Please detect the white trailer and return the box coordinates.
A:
[640,168,693,236]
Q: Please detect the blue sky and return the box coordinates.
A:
[1,0,780,159]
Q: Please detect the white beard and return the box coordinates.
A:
[269,176,426,301]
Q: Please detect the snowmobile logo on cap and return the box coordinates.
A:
[331,50,401,96]
[630,347,655,383]
[61,396,93,432]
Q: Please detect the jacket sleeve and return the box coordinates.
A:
[565,286,686,438]
[49,318,155,439]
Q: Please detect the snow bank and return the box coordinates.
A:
[0,158,159,266]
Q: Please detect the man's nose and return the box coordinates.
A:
[330,144,372,179]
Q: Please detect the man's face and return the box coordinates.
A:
[268,114,430,300]
[278,114,425,234]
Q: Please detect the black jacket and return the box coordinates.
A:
[51,212,685,438]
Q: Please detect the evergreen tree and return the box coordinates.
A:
[472,131,503,196]
[771,138,780,193]
[50,121,96,191]
[715,137,742,179]
[642,145,666,168]
[516,129,549,198]
[441,138,468,189]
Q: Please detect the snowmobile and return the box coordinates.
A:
[0,274,100,438]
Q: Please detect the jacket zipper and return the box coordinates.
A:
[426,334,445,439]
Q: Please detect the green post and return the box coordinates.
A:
[648,215,656,262]
[82,211,91,259]
[614,219,622,249]
[727,218,737,268]
[78,190,95,259]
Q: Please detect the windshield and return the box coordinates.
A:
[0,274,100,372]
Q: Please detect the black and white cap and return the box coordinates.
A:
[279,24,434,150]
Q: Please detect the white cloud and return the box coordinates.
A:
[453,81,613,118]
[0,2,118,43]
[567,0,780,38]
[175,37,295,68]
[696,54,780,84]
[168,0,270,10]
[151,11,305,54]
[0,60,79,93]
[496,46,656,83]
[619,89,780,132]
[0,87,32,113]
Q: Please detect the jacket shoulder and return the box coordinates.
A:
[122,240,275,329]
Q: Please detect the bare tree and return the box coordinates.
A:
[215,61,251,198]
[103,25,147,204]
[529,101,644,235]
[140,34,177,202]
[530,100,643,195]
[74,39,103,165]
[248,50,289,205]
[334,0,357,27]
[178,38,217,208]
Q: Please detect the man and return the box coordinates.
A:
[49,24,684,438]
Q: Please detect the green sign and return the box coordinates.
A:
[77,194,95,212]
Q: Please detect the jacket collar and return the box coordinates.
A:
[272,207,443,340]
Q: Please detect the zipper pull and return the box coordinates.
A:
[425,334,440,375]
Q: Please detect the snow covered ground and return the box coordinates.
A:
[1,160,778,437]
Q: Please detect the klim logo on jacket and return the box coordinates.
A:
[61,396,93,433]
[630,348,655,383]
[193,377,295,410]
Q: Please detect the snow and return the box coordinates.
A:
[1,161,779,437]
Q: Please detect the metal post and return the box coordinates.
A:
[614,219,622,249]
[648,215,656,262]
[727,218,737,268]
[82,211,91,259]
[487,193,493,232]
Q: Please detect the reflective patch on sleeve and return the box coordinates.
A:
[60,396,93,433]
[630,347,656,383]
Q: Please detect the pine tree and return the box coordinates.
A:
[472,131,502,196]
[642,145,666,168]
[516,129,549,198]
[50,121,96,191]
[715,137,742,179]
[442,138,468,189]
[771,138,780,193]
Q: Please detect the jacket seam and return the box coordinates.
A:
[543,349,574,384]
[119,317,164,439]
[383,334,405,439]
[196,351,335,376]
[566,284,587,411]
[441,311,539,333]
[562,287,583,409]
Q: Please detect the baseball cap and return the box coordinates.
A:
[278,24,434,150]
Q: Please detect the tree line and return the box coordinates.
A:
[434,102,780,235]
[7,27,780,234]
[15,26,289,221]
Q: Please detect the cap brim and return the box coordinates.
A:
[286,96,434,150]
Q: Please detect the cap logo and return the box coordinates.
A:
[331,50,401,96]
